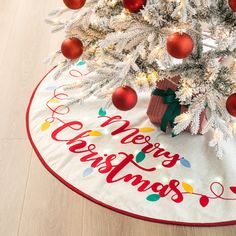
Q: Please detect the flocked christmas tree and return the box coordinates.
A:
[45,0,236,158]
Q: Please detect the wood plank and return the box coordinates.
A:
[18,153,84,236]
[0,140,32,236]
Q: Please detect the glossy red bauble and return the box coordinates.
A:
[61,38,83,60]
[167,32,194,59]
[228,0,236,12]
[63,0,86,9]
[112,86,138,111]
[226,93,236,117]
[123,0,147,13]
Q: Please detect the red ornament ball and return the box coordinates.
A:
[228,0,236,12]
[226,93,236,117]
[63,0,86,10]
[112,86,138,111]
[167,32,194,59]
[123,0,147,13]
[61,38,83,60]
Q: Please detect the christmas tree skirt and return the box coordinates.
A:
[26,63,236,226]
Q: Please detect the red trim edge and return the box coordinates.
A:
[25,66,236,227]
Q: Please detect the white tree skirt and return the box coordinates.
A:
[26,63,236,226]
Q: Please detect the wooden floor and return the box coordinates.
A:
[0,0,236,235]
